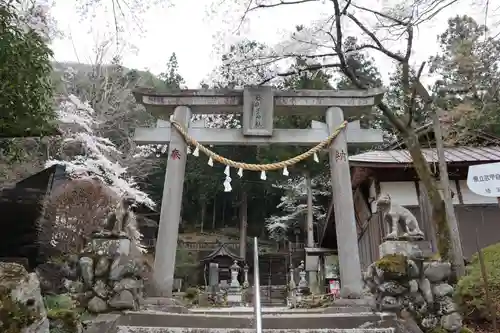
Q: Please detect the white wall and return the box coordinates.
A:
[380,182,419,206]
[378,180,497,205]
[418,181,460,205]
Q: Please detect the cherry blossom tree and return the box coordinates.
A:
[38,88,154,255]
[266,174,329,241]
[46,92,154,207]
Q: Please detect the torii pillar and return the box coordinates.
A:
[133,86,385,298]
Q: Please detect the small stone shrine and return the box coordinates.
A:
[201,243,246,306]
[65,197,146,313]
[362,193,463,332]
[201,243,244,289]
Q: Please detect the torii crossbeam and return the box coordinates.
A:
[132,86,385,298]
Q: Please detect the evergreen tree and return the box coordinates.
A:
[0,2,56,137]
[429,15,500,145]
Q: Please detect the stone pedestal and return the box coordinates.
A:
[379,240,433,259]
[75,233,145,314]
[88,232,131,256]
[305,254,319,294]
[227,291,243,305]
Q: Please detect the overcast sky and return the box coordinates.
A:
[50,0,497,88]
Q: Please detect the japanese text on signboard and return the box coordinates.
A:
[466,162,500,197]
[471,173,500,194]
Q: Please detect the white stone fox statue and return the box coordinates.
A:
[105,196,147,256]
[376,193,424,240]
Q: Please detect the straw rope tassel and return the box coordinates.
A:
[170,120,348,171]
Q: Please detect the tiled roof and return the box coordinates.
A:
[349,146,500,165]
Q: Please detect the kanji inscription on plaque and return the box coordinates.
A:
[252,94,264,129]
[335,149,347,162]
[242,86,274,136]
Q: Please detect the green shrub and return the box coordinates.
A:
[184,287,199,300]
[455,242,500,321]
[47,309,80,333]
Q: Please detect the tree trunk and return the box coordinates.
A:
[305,173,319,294]
[212,196,217,230]
[404,131,451,260]
[222,197,226,226]
[239,192,248,260]
[305,174,315,248]
[432,109,465,277]
[200,201,206,233]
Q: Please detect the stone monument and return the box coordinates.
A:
[375,193,429,259]
[208,262,220,295]
[133,86,385,298]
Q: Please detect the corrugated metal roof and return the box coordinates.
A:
[349,146,500,164]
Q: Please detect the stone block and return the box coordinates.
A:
[305,255,319,271]
[226,292,242,305]
[89,237,131,257]
[379,240,432,259]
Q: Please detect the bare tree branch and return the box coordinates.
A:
[249,0,318,11]
[259,62,341,84]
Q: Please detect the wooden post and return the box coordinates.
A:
[212,196,217,230]
[431,108,465,277]
[200,201,206,233]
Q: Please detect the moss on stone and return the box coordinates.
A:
[375,254,407,275]
[47,308,80,333]
[429,326,447,333]
[0,286,39,333]
[427,325,472,333]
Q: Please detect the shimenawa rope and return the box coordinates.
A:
[169,120,348,172]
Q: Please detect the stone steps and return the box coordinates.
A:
[188,306,374,315]
[117,328,396,333]
[113,311,399,333]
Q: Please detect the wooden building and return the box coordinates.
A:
[0,164,67,270]
[320,125,500,270]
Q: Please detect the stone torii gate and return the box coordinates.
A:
[133,86,385,298]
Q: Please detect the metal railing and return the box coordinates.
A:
[253,237,263,333]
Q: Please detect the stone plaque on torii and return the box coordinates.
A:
[132,86,385,298]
